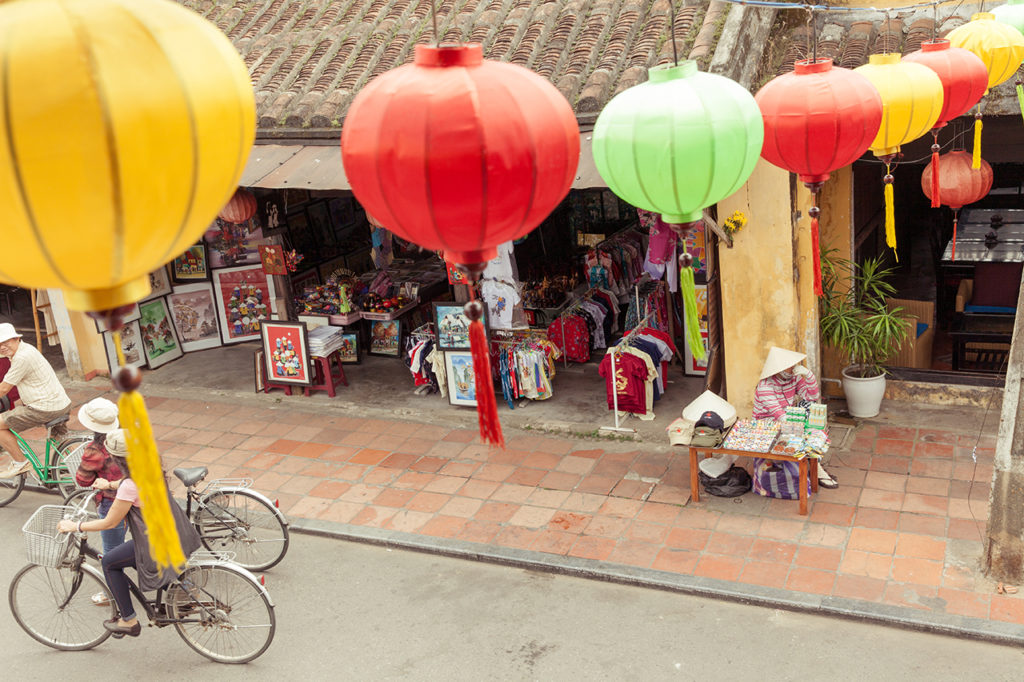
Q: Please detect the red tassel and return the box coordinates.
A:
[930,146,941,209]
[469,319,504,448]
[952,214,957,262]
[811,214,822,297]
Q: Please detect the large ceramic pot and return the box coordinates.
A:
[841,366,886,418]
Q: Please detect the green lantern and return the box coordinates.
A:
[592,60,764,230]
[993,0,1024,35]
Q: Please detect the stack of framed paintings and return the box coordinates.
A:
[433,302,489,408]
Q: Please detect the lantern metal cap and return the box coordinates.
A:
[971,12,996,21]
[868,53,901,66]
[62,276,152,312]
[920,40,950,52]
[648,59,697,83]
[794,58,833,74]
[415,43,483,67]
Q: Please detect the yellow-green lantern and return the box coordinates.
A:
[854,54,944,257]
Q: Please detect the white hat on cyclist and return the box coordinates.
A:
[77,397,119,434]
[105,429,128,457]
[0,322,21,343]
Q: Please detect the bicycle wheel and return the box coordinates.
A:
[172,564,275,664]
[9,563,115,651]
[195,489,289,571]
[54,437,90,498]
[0,471,25,507]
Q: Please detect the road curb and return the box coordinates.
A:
[291,518,1024,649]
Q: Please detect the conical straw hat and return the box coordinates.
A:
[759,346,806,380]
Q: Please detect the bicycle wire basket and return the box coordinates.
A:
[22,505,76,568]
[61,441,89,481]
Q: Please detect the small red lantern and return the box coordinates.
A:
[903,40,988,207]
[755,58,883,295]
[341,43,580,447]
[921,150,993,260]
[218,188,257,224]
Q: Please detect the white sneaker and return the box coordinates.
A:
[0,460,32,479]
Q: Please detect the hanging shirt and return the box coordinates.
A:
[547,315,590,363]
[481,280,520,330]
[622,346,657,419]
[598,350,648,415]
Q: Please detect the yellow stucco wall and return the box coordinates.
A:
[68,311,108,379]
[717,160,846,415]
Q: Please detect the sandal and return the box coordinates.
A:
[818,468,839,490]
[92,592,110,607]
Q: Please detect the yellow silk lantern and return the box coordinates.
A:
[947,12,1024,92]
[0,0,255,312]
[0,0,255,574]
[947,12,1024,167]
[854,54,944,257]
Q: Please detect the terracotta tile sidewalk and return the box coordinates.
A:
[49,386,1021,628]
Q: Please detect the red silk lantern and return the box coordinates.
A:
[218,188,257,224]
[755,58,883,295]
[341,43,580,447]
[903,41,988,208]
[921,150,993,260]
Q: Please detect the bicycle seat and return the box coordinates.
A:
[173,466,209,487]
[45,414,70,429]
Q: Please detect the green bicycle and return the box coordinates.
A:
[0,414,89,507]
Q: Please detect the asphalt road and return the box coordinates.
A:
[2,490,1022,680]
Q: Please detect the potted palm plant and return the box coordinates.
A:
[819,250,910,418]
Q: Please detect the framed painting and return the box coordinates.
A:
[290,268,320,294]
[258,244,288,276]
[260,320,312,386]
[329,197,354,234]
[167,283,221,353]
[204,217,265,268]
[286,210,315,257]
[171,244,210,283]
[318,256,347,282]
[307,201,335,247]
[212,265,278,344]
[368,319,401,357]
[95,303,140,333]
[254,350,266,393]
[445,352,477,407]
[137,298,184,369]
[433,302,487,351]
[259,194,286,235]
[338,332,360,364]
[283,188,309,211]
[141,266,172,301]
[102,320,147,373]
[297,314,330,331]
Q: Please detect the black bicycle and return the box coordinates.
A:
[64,465,290,571]
[9,495,276,663]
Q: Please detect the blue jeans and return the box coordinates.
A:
[101,540,136,621]
[96,496,128,554]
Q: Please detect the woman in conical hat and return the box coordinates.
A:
[753,347,838,489]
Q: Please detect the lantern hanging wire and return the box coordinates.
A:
[670,0,679,66]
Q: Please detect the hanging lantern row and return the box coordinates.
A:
[218,188,258,224]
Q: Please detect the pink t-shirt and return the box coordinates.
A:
[114,478,142,507]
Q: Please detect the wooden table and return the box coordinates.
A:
[689,445,819,515]
[950,313,1014,372]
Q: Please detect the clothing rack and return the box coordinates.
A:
[601,310,656,435]
[409,322,435,340]
[552,287,603,367]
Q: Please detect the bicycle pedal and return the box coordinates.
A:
[110,631,125,639]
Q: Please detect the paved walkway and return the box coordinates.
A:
[45,382,1021,641]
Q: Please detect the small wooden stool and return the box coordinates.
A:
[305,350,348,397]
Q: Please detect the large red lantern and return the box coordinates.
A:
[218,188,257,224]
[755,58,883,295]
[341,43,580,447]
[903,40,988,207]
[921,150,993,260]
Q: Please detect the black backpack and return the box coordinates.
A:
[698,465,752,497]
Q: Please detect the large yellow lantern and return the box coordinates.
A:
[0,0,255,574]
[854,54,944,257]
[947,12,1024,92]
[0,0,255,312]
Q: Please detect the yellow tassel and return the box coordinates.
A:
[973,117,982,170]
[118,391,186,572]
[884,169,897,262]
[111,330,184,573]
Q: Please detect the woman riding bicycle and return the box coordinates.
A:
[57,429,200,637]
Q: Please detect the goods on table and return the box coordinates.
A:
[771,428,830,459]
[308,325,347,357]
[295,275,363,315]
[721,418,779,453]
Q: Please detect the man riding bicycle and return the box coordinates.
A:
[0,322,71,478]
